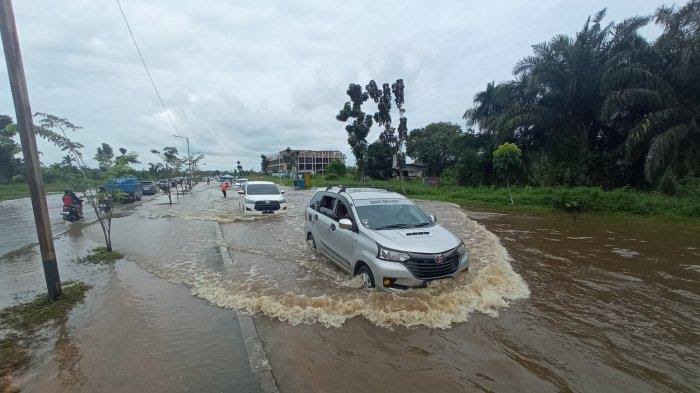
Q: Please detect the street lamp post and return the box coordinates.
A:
[173,134,190,189]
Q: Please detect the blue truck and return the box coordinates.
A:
[101,175,143,201]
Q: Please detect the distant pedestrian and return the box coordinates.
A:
[206,177,210,185]
[220,181,230,197]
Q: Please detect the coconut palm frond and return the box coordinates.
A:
[644,123,690,182]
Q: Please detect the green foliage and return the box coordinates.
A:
[337,84,372,178]
[492,142,523,179]
[78,247,123,264]
[94,143,114,171]
[0,281,91,334]
[267,175,700,220]
[461,2,699,190]
[365,141,393,180]
[454,148,489,186]
[325,159,347,178]
[406,122,463,176]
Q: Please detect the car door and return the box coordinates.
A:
[306,191,323,234]
[314,194,337,254]
[327,196,356,268]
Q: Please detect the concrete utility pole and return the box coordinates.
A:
[0,0,62,298]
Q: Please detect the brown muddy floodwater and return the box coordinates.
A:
[1,184,698,392]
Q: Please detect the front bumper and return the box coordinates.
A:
[243,202,288,214]
[369,251,469,289]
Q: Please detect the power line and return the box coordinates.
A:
[115,0,182,136]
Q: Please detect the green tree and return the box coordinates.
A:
[337,84,373,179]
[601,1,700,187]
[365,141,393,180]
[0,115,22,182]
[462,9,668,187]
[94,143,114,171]
[391,79,408,183]
[109,152,139,177]
[493,142,523,204]
[325,159,347,178]
[406,122,463,176]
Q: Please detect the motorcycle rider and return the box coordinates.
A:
[70,191,84,218]
[62,189,74,209]
[62,189,83,221]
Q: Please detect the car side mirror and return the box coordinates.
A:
[237,190,244,194]
[428,214,437,223]
[338,218,353,230]
[281,190,285,194]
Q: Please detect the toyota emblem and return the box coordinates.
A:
[435,254,445,263]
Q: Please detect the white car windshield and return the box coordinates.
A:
[246,184,280,195]
[355,200,432,230]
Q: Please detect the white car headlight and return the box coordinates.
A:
[245,198,255,204]
[457,242,466,255]
[280,197,287,203]
[377,245,411,262]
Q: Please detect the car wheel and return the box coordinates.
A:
[357,265,375,288]
[307,233,316,249]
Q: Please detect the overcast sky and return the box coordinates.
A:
[1,0,668,170]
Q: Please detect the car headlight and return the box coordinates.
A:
[244,198,255,204]
[280,197,287,203]
[377,244,411,262]
[457,242,466,255]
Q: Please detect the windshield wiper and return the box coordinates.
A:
[413,222,432,227]
[374,223,414,230]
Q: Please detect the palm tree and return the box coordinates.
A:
[602,1,699,185]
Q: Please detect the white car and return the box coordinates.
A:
[240,181,287,214]
[305,187,469,289]
[233,178,248,192]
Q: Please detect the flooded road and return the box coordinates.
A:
[0,191,257,392]
[1,185,698,392]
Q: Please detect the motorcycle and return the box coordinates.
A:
[61,205,83,222]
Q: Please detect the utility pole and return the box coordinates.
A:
[173,134,191,189]
[0,0,61,298]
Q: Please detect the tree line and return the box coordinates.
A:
[338,2,698,193]
[0,114,203,185]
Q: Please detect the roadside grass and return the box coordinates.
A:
[262,175,700,221]
[0,281,91,334]
[76,247,123,264]
[0,281,90,392]
[1,244,36,259]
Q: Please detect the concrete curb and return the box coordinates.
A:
[216,211,279,392]
[237,312,279,393]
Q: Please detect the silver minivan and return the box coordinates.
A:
[305,187,469,289]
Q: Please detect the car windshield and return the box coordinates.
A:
[246,184,279,195]
[355,202,432,230]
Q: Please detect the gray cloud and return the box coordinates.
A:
[1,0,664,170]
